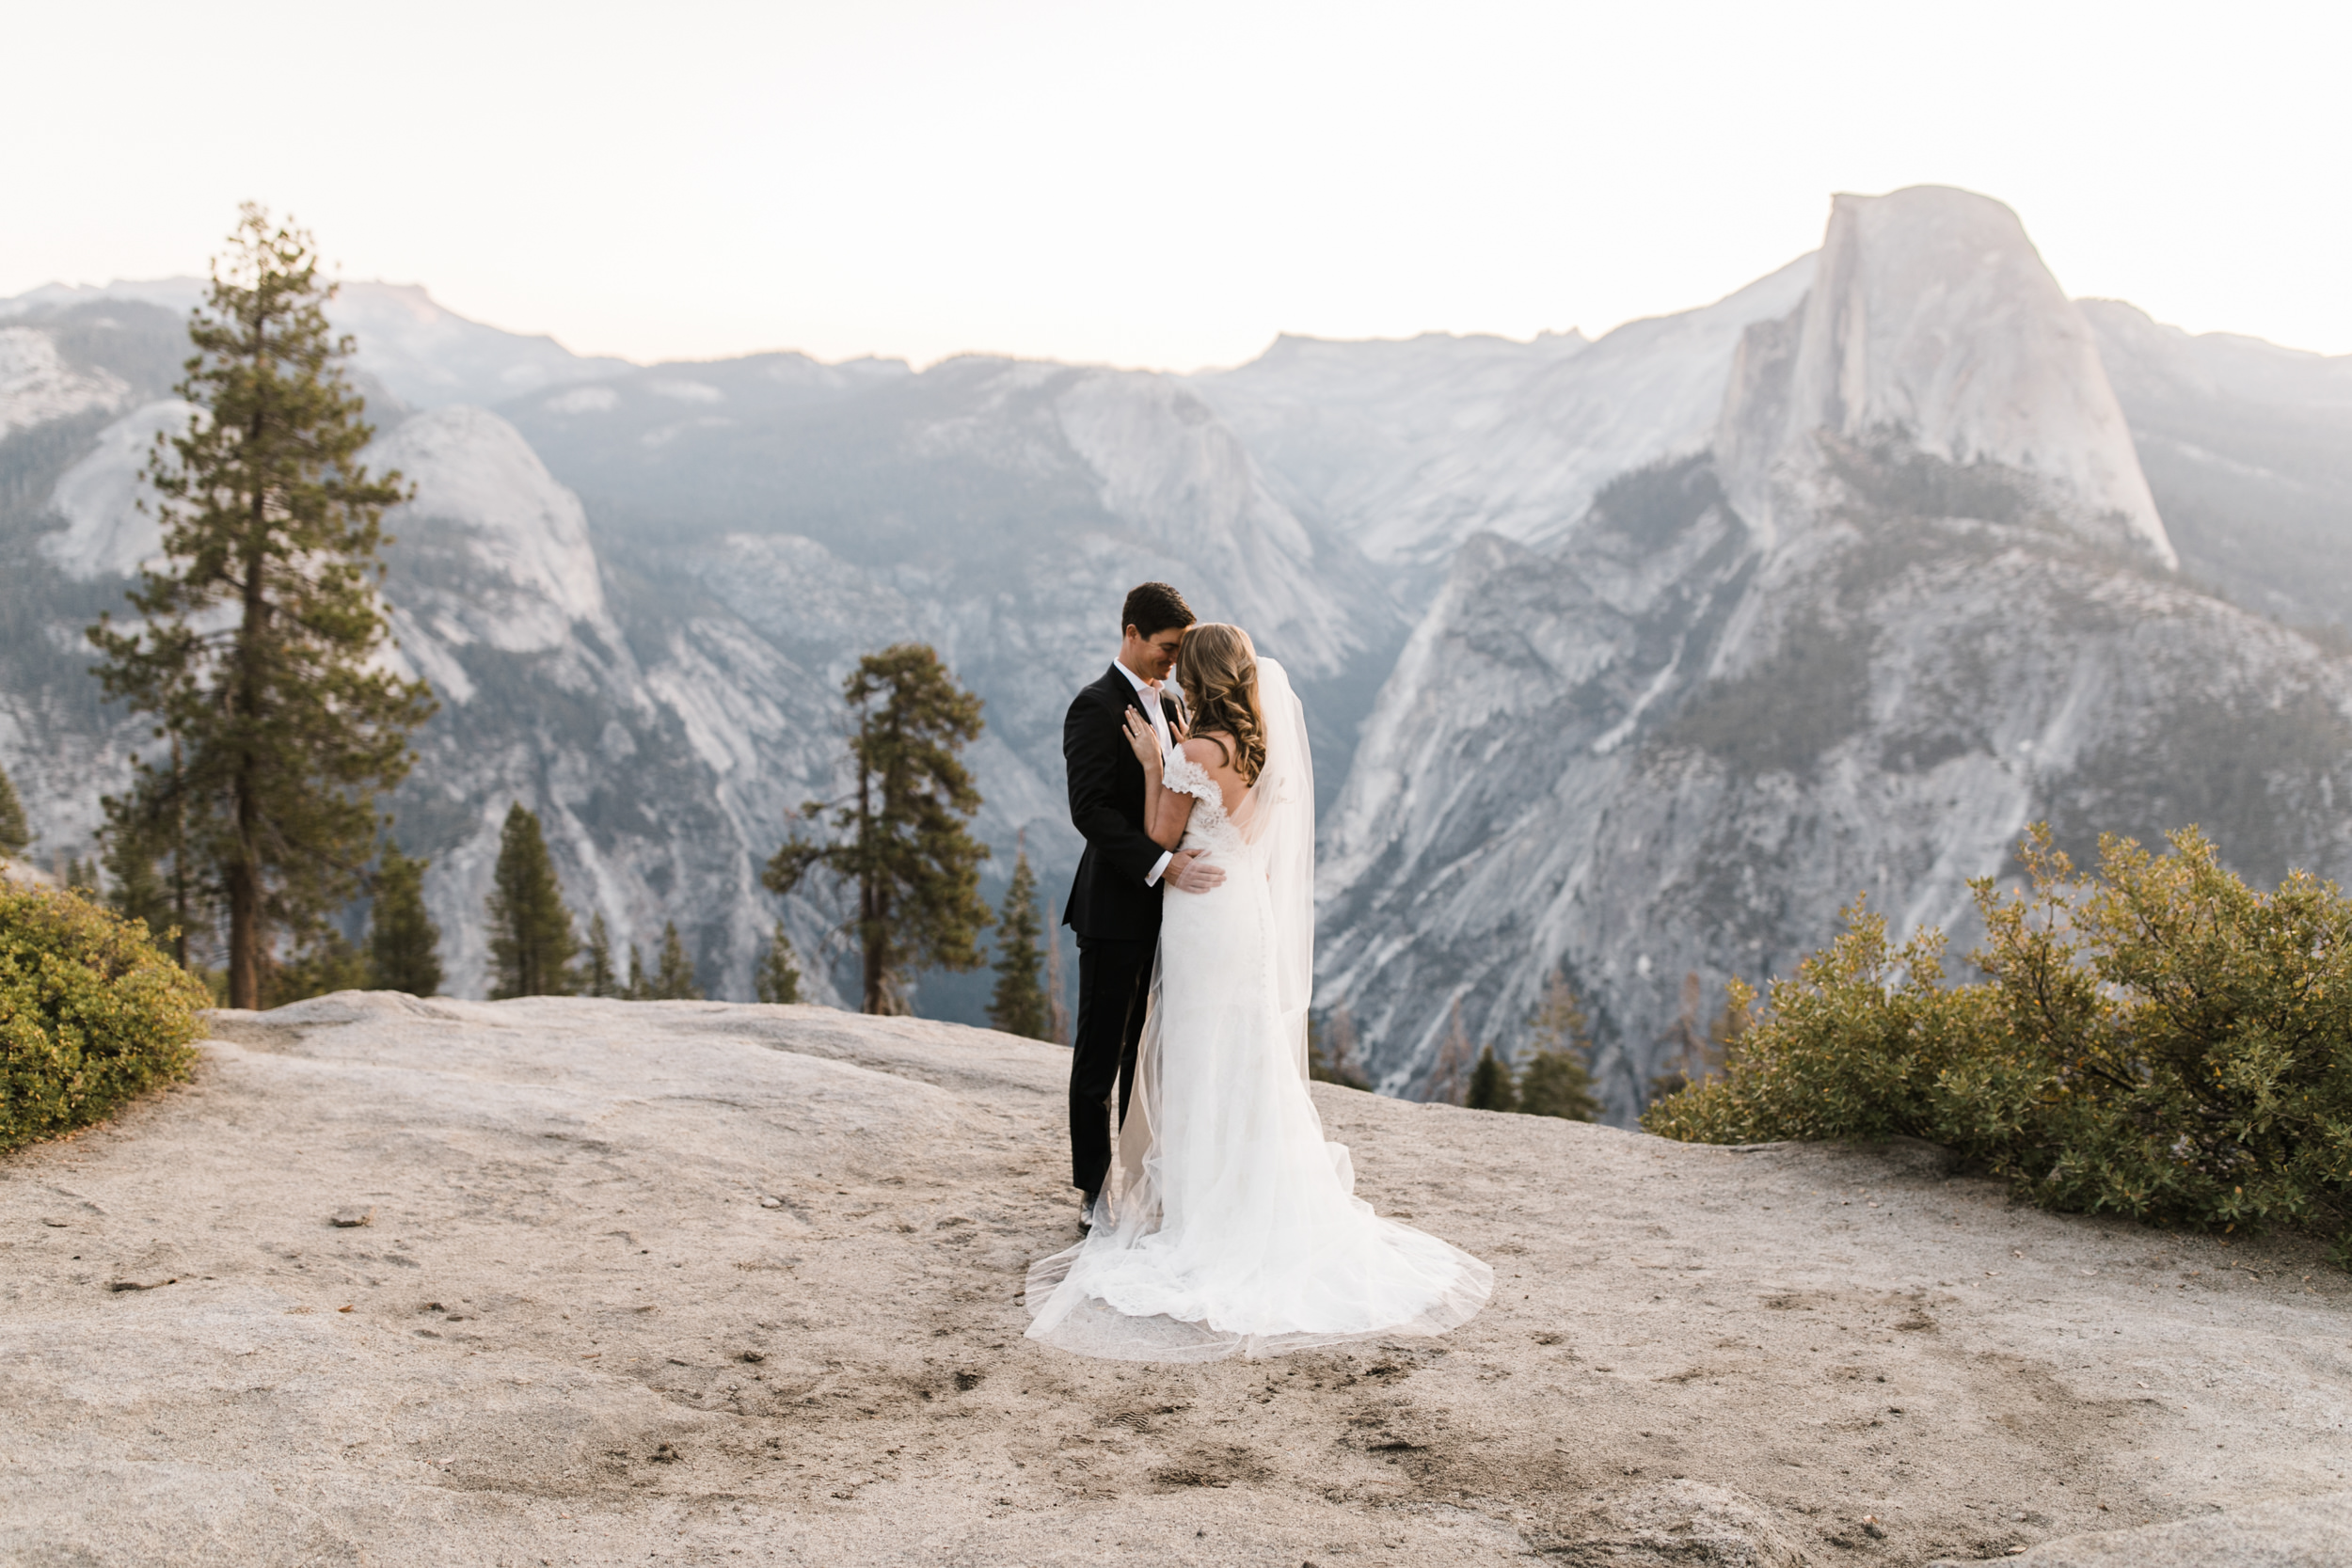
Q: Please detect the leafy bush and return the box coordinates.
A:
[1646,826,2352,1261]
[1,885,207,1148]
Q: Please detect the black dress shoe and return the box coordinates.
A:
[1078,1190,1100,1234]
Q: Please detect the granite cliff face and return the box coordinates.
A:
[4,187,2348,1051]
[0,296,1392,1006]
[1316,188,2352,1114]
[1197,256,1815,580]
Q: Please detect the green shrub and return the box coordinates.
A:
[1,885,207,1148]
[1646,825,2352,1262]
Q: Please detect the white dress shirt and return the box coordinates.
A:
[1116,659,1176,887]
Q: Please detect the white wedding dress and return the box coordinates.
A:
[1025,657,1492,1361]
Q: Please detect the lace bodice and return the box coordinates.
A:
[1162,752,1247,856]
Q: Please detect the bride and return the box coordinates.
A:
[1025,623,1492,1361]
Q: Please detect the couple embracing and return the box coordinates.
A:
[1023,582,1492,1362]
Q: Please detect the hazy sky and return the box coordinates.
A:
[10,1,2346,370]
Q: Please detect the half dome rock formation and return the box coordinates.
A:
[1316,189,2348,1110]
[1717,186,2172,565]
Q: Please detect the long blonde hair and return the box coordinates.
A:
[1175,623,1266,784]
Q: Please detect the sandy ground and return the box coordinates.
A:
[3,992,2347,1567]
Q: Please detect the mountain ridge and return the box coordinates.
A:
[4,187,2349,1059]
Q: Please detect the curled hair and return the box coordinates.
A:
[1174,623,1265,785]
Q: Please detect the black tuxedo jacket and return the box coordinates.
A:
[1063,664,1184,942]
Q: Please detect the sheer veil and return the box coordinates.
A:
[1242,657,1314,1078]
[1026,647,1492,1361]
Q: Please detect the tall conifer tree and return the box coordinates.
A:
[1466,1044,1518,1112]
[765,643,990,1014]
[485,802,576,999]
[987,842,1051,1039]
[755,921,802,1005]
[1518,970,1601,1121]
[648,921,703,1000]
[367,843,442,996]
[582,913,617,998]
[88,206,435,1007]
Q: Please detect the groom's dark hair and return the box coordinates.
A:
[1122,582,1195,640]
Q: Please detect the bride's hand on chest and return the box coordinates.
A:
[1121,708,1165,774]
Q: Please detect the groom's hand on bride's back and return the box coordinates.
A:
[1168,849,1225,894]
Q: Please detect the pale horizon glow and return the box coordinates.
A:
[8,0,2349,372]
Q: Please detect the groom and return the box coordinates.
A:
[1062,582,1225,1228]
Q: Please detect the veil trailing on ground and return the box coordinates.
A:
[1025,649,1489,1362]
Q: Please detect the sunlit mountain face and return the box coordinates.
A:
[6,186,2347,1090]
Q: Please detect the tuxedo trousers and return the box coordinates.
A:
[1070,933,1155,1196]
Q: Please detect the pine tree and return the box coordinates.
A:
[0,761,28,859]
[1466,1043,1518,1111]
[1518,969,1600,1121]
[647,921,703,1000]
[765,643,991,1015]
[367,843,442,996]
[485,802,577,999]
[87,206,436,1007]
[987,843,1052,1039]
[755,921,802,1005]
[626,944,648,1000]
[61,855,100,896]
[582,913,617,997]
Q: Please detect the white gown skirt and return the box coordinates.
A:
[1024,835,1492,1362]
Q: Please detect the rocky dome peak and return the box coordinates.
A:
[1717,184,2174,564]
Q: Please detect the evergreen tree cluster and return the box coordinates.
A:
[1455,972,1601,1121]
[479,804,706,1002]
[39,208,972,1020]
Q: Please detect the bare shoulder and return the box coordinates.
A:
[1181,734,1233,770]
